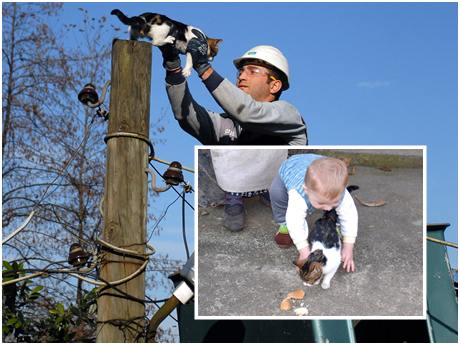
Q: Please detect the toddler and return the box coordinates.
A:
[269,154,358,272]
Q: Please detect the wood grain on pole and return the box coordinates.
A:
[97,39,151,343]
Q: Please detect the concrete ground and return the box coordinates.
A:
[196,152,424,318]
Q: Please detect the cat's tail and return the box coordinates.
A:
[347,185,359,194]
[111,9,138,25]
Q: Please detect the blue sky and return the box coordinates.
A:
[58,0,456,305]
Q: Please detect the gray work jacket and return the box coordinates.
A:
[165,71,308,145]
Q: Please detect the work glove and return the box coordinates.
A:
[158,44,181,71]
[187,38,211,77]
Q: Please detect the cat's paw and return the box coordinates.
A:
[182,68,192,78]
[321,282,330,289]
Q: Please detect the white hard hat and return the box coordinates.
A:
[233,45,290,90]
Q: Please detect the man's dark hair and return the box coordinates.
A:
[267,67,285,100]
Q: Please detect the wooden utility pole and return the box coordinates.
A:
[97,39,151,342]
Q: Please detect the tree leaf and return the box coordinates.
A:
[31,285,44,294]
[7,317,18,326]
[56,303,65,315]
[29,294,39,300]
[3,261,13,271]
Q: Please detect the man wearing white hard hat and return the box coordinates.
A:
[159,43,307,230]
[160,43,307,145]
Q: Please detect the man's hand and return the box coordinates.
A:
[341,242,355,272]
[187,38,211,76]
[158,44,181,71]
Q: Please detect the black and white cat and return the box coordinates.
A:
[296,185,359,289]
[111,9,222,77]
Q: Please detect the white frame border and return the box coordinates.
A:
[193,145,427,320]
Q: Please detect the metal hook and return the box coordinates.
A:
[146,168,171,195]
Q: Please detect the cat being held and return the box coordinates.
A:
[111,9,222,77]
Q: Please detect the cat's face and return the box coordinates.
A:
[301,262,323,285]
[206,38,223,61]
[297,249,326,285]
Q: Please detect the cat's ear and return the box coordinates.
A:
[316,251,326,264]
[208,37,223,47]
[310,249,324,261]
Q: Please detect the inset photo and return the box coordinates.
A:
[195,147,425,319]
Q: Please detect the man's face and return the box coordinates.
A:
[236,64,277,102]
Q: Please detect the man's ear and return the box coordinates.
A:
[269,79,282,94]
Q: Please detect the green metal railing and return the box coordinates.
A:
[426,224,458,343]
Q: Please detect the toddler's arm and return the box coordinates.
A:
[341,243,355,272]
[336,189,358,244]
[336,189,358,272]
[286,190,310,260]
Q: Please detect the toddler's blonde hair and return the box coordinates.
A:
[304,157,348,200]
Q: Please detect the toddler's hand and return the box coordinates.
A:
[341,242,355,272]
[296,246,311,267]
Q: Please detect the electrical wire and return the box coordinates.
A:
[181,190,190,260]
[75,259,149,287]
[2,256,147,288]
[2,210,36,244]
[2,260,98,286]
[170,184,194,211]
[96,238,155,259]
[98,283,180,319]
[147,195,181,243]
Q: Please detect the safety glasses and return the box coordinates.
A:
[237,65,277,81]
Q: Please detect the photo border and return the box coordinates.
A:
[194,145,427,320]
